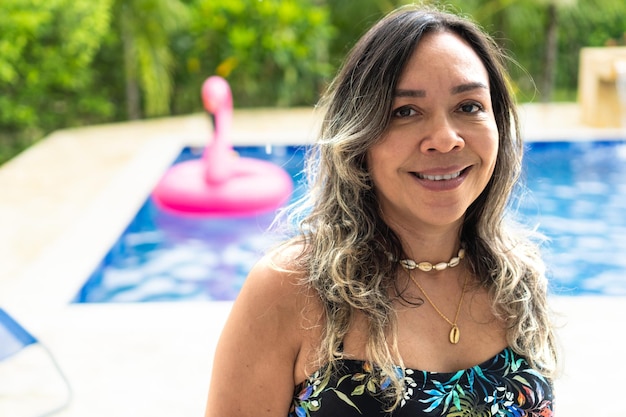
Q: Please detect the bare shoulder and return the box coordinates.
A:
[242,243,313,316]
[223,243,313,353]
[205,243,321,417]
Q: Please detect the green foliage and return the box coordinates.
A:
[442,0,626,102]
[0,0,113,163]
[115,0,190,118]
[171,0,334,112]
[2,0,626,165]
[557,0,626,93]
[88,0,190,121]
[325,0,413,66]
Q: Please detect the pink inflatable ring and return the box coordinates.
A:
[152,76,293,217]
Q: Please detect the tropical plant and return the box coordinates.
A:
[170,0,334,112]
[113,0,190,119]
[0,0,113,164]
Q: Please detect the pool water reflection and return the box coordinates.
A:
[520,140,626,295]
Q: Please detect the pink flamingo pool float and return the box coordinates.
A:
[152,76,293,217]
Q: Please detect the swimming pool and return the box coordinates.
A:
[520,140,626,295]
[73,140,626,302]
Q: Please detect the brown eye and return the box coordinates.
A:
[459,102,482,113]
[392,106,417,118]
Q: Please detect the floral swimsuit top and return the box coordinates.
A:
[290,347,553,417]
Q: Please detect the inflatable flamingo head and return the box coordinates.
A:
[201,76,232,115]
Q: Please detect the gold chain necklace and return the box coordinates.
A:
[407,271,468,344]
[399,246,468,344]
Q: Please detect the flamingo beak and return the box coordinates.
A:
[209,113,216,131]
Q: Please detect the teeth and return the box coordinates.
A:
[417,171,462,181]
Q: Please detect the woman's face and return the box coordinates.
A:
[367,31,499,234]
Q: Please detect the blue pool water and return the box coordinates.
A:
[520,140,626,296]
[74,140,626,303]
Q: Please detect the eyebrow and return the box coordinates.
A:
[394,82,488,98]
[450,81,488,95]
[394,89,426,98]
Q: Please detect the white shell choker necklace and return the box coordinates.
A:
[399,246,466,272]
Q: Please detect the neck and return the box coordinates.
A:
[390,225,463,263]
[380,212,464,261]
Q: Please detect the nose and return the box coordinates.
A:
[419,114,464,154]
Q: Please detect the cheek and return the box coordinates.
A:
[367,132,406,162]
[487,144,499,175]
[366,159,385,194]
[483,128,499,174]
[366,145,388,181]
[479,145,499,197]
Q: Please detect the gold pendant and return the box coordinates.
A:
[449,325,460,344]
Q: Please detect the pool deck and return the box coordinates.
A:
[0,103,625,416]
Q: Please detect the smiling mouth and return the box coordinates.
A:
[414,170,463,181]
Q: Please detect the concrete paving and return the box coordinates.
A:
[0,104,625,416]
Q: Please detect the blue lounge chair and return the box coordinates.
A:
[0,308,72,417]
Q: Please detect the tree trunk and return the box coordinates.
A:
[121,10,141,120]
[541,2,559,102]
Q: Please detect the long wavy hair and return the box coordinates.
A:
[276,5,558,408]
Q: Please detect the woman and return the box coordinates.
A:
[205,5,558,416]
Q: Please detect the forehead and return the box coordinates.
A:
[397,31,490,88]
